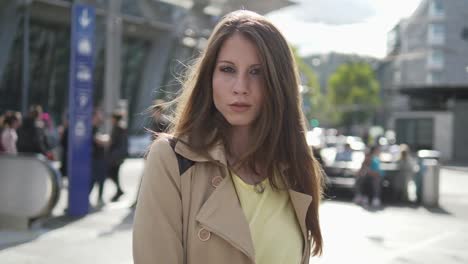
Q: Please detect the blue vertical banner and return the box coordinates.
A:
[67,4,95,216]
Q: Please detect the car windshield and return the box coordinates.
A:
[335,148,353,161]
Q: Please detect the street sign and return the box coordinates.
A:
[67,4,95,216]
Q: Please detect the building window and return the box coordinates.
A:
[427,49,444,70]
[427,23,445,45]
[429,0,444,17]
[426,71,442,84]
[462,27,468,41]
[393,71,401,84]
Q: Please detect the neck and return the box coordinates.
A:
[227,125,266,184]
[227,125,250,163]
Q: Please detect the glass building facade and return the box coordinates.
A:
[0,0,193,133]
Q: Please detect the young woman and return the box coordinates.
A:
[133,10,324,264]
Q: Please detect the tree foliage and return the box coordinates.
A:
[292,47,337,128]
[328,62,380,127]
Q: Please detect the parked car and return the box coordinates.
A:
[320,136,366,189]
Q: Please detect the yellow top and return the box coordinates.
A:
[231,170,303,264]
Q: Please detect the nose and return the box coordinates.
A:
[232,74,249,95]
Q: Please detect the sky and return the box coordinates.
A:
[267,0,423,58]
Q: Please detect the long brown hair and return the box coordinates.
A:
[169,10,324,256]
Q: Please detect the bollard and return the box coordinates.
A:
[421,158,440,207]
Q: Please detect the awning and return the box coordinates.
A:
[399,85,468,98]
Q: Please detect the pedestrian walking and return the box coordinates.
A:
[353,145,384,208]
[89,109,107,206]
[133,10,324,264]
[0,111,7,152]
[396,144,417,202]
[108,110,128,202]
[1,111,21,154]
[59,113,69,178]
[16,105,50,156]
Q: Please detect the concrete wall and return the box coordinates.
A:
[453,100,468,162]
[390,111,454,160]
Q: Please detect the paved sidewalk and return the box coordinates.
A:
[0,206,134,264]
[442,165,468,173]
[317,201,468,264]
[0,158,143,264]
[1,160,467,263]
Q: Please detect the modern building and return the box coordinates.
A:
[378,0,468,162]
[0,0,293,134]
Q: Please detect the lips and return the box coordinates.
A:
[229,102,251,112]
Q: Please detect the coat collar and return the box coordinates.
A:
[174,136,312,260]
[173,136,289,172]
[174,136,228,166]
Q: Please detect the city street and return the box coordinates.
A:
[0,159,467,264]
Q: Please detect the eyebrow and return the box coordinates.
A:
[216,60,262,67]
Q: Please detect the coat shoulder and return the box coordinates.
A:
[148,136,173,156]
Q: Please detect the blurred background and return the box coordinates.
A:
[0,0,467,263]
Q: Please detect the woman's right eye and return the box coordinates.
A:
[220,66,235,73]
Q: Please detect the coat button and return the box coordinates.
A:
[198,228,211,241]
[308,230,312,241]
[211,176,223,188]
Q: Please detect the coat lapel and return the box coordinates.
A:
[175,136,312,262]
[195,171,255,262]
[289,189,312,242]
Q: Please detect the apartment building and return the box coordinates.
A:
[378,0,468,161]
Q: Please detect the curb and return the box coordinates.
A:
[441,166,468,173]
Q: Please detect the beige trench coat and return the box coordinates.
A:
[133,137,314,264]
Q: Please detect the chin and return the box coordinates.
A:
[225,117,255,127]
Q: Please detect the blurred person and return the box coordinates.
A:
[59,112,69,178]
[415,155,425,204]
[1,112,21,154]
[0,112,5,129]
[0,111,11,152]
[353,145,383,208]
[89,109,107,206]
[16,105,51,157]
[41,112,60,154]
[133,10,324,264]
[108,110,128,202]
[396,144,417,202]
[353,150,372,205]
[362,130,370,146]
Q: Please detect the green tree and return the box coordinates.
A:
[328,62,380,128]
[292,47,336,128]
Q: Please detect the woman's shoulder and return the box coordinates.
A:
[147,134,174,155]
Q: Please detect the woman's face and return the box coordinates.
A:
[212,32,265,129]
